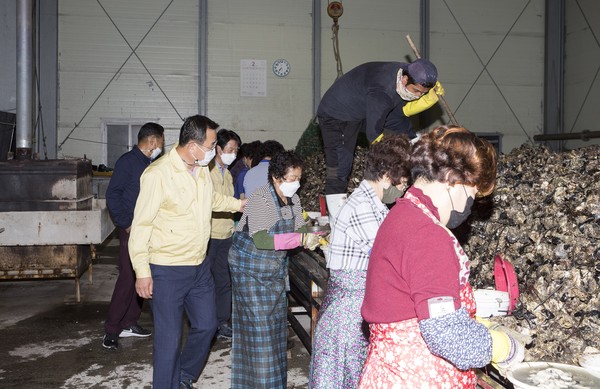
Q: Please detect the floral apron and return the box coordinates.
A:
[358,191,478,389]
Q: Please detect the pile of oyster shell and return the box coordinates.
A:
[298,146,368,212]
[464,143,599,364]
[299,142,600,364]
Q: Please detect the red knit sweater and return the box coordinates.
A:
[361,187,463,323]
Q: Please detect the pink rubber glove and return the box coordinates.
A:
[274,232,302,250]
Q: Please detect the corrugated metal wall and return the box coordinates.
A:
[57,0,199,162]
[54,0,599,164]
[564,0,600,149]
[429,0,545,152]
[205,0,313,148]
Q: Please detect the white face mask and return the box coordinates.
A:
[396,70,421,101]
[192,146,216,166]
[279,180,301,198]
[150,147,162,161]
[220,152,236,166]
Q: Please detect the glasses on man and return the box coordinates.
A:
[194,141,217,152]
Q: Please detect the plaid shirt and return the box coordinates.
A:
[328,180,389,270]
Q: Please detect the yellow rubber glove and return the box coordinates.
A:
[476,317,526,374]
[402,81,444,117]
[371,133,384,144]
[301,233,322,251]
[433,80,445,96]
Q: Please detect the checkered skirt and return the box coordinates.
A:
[228,216,293,388]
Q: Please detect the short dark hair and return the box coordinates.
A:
[178,115,219,146]
[253,140,285,167]
[216,129,241,150]
[410,126,497,197]
[363,135,411,184]
[268,150,304,185]
[138,122,164,143]
[239,140,262,160]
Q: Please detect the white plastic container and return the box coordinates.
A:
[473,289,510,317]
[507,362,600,389]
[579,353,600,377]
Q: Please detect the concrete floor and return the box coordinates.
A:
[0,236,311,388]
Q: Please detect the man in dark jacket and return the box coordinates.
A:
[103,122,164,350]
[317,59,443,221]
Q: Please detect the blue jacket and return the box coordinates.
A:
[317,62,415,141]
[106,146,151,229]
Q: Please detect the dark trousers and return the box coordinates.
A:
[150,262,218,389]
[318,115,363,194]
[206,237,233,326]
[104,228,143,334]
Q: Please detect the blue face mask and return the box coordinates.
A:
[446,186,474,229]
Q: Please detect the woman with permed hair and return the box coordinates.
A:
[359,126,526,388]
[228,150,323,388]
[309,135,412,388]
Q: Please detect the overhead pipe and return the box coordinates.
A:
[16,0,34,159]
[533,130,600,142]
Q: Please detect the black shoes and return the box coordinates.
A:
[179,379,193,389]
[103,325,151,349]
[216,323,232,339]
[102,333,119,350]
[119,325,152,338]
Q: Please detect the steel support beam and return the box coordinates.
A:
[38,0,58,159]
[312,0,322,115]
[198,0,208,116]
[543,0,565,151]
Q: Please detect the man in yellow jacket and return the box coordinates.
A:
[206,128,241,339]
[129,115,245,389]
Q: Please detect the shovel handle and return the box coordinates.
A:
[406,35,460,126]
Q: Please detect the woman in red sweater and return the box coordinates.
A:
[359,126,525,388]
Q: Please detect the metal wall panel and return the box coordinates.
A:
[430,0,545,152]
[52,0,597,158]
[205,0,313,149]
[57,0,198,163]
[564,0,600,149]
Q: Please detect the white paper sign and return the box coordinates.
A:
[240,59,267,97]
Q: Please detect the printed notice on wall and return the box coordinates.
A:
[240,59,267,97]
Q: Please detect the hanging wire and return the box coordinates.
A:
[58,0,176,149]
[332,22,343,79]
[328,1,344,79]
[442,0,533,144]
[34,1,48,160]
[568,0,600,134]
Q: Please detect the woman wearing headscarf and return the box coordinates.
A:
[359,126,525,388]
[309,135,411,388]
[228,150,322,389]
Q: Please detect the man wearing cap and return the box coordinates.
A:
[317,59,443,220]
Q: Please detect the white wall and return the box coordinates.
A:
[51,0,600,163]
[0,1,17,113]
[205,0,313,149]
[57,0,199,162]
[318,0,420,94]
[564,0,600,149]
[429,0,545,152]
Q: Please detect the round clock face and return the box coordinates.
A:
[272,59,291,77]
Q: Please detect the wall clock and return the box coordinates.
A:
[272,59,291,77]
